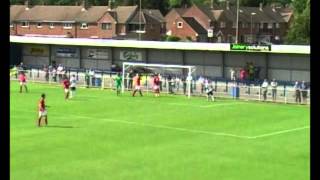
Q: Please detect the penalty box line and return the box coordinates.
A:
[11,109,309,140]
[70,114,309,140]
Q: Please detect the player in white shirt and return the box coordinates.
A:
[70,74,77,98]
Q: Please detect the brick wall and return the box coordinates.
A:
[171,17,197,41]
[16,22,76,37]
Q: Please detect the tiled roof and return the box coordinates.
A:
[10,5,26,22]
[183,17,207,34]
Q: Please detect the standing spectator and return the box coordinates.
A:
[159,73,163,91]
[187,73,193,94]
[240,68,246,84]
[182,76,187,95]
[51,67,57,82]
[17,62,25,75]
[168,75,174,94]
[175,76,180,92]
[199,76,204,94]
[43,65,49,82]
[57,64,64,82]
[85,70,90,88]
[254,66,260,80]
[261,79,268,101]
[294,81,301,104]
[230,68,236,81]
[249,62,254,81]
[271,79,278,102]
[89,69,95,86]
[300,81,308,104]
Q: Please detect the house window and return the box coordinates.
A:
[21,21,29,27]
[128,24,145,32]
[177,22,183,28]
[37,22,42,28]
[80,23,88,29]
[268,23,273,29]
[275,23,280,29]
[49,23,55,29]
[63,23,73,29]
[101,23,112,30]
[220,22,226,28]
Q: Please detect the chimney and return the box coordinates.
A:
[81,0,88,11]
[259,2,263,11]
[226,0,230,10]
[108,0,113,11]
[24,0,30,10]
[210,0,214,9]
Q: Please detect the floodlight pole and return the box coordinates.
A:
[235,0,240,43]
[139,0,142,41]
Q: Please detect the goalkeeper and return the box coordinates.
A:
[114,73,122,96]
[205,82,215,101]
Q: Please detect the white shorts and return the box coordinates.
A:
[153,85,159,90]
[135,86,141,90]
[38,110,47,118]
[64,88,69,93]
[20,82,26,85]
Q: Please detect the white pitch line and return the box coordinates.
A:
[11,110,309,140]
[71,114,251,139]
[248,126,310,139]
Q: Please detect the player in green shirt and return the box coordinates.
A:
[114,73,122,96]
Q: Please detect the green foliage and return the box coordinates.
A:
[166,35,181,41]
[285,0,309,44]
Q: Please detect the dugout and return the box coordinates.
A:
[10,36,310,82]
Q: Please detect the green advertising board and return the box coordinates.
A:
[230,44,271,51]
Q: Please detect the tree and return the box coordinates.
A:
[285,0,309,44]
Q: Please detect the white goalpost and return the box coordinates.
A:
[122,62,196,98]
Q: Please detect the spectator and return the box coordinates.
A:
[248,62,254,80]
[198,76,204,94]
[187,73,193,94]
[182,76,187,95]
[261,79,269,101]
[175,76,180,92]
[240,68,246,83]
[301,81,308,104]
[51,67,57,82]
[168,75,174,94]
[230,68,236,81]
[294,81,301,104]
[271,79,278,101]
[254,66,260,80]
[89,69,95,86]
[57,64,64,82]
[43,65,49,82]
[85,70,90,88]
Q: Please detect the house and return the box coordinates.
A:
[165,1,293,43]
[10,0,165,41]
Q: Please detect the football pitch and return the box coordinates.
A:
[10,82,310,180]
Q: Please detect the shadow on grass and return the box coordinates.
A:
[45,125,77,128]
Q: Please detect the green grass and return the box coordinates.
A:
[10,82,310,180]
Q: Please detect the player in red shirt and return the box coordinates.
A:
[62,75,70,100]
[19,72,28,93]
[132,73,143,97]
[153,73,160,97]
[37,93,48,127]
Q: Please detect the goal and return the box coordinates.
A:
[122,62,196,98]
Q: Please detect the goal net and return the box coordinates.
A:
[122,62,196,98]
